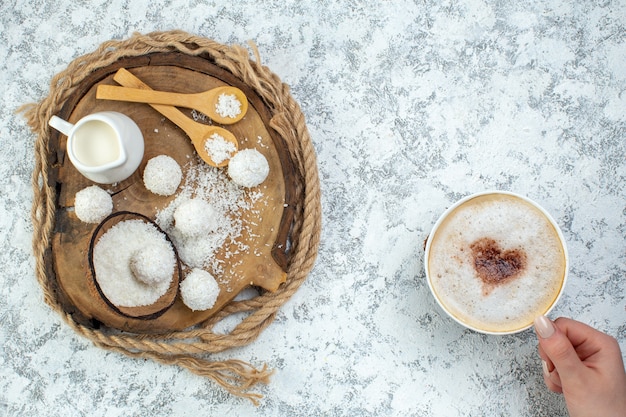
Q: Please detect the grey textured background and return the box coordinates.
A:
[1,0,625,416]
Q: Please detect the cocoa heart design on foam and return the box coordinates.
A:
[470,238,528,290]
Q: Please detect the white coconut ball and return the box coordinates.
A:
[173,198,220,237]
[143,155,182,196]
[227,149,269,188]
[129,243,176,286]
[180,268,220,311]
[75,185,113,223]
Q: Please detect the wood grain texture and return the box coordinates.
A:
[48,53,297,333]
[96,84,248,125]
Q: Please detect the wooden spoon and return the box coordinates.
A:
[106,68,238,167]
[96,83,248,125]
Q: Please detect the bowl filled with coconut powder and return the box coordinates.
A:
[88,211,182,320]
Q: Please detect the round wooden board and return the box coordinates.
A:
[49,53,296,333]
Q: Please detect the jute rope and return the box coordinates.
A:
[20,30,321,405]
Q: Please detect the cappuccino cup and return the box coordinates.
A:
[424,191,568,335]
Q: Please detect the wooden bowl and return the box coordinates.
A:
[87,211,182,320]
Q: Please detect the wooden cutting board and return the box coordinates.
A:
[48,53,296,333]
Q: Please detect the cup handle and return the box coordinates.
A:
[48,115,74,136]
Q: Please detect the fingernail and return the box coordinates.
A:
[534,315,555,339]
[541,360,550,377]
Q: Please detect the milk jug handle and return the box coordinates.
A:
[48,115,74,136]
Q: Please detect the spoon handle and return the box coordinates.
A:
[96,85,201,108]
[109,69,197,138]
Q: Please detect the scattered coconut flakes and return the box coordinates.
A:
[155,160,264,271]
[74,185,113,223]
[173,198,220,237]
[143,155,183,196]
[204,133,236,164]
[180,268,220,311]
[93,219,176,307]
[191,109,210,123]
[228,149,270,188]
[215,93,242,119]
[129,244,176,286]
[176,231,226,270]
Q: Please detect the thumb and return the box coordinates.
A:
[534,315,584,380]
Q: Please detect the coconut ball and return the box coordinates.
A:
[143,155,182,196]
[180,268,220,311]
[227,149,269,188]
[173,198,220,237]
[129,243,176,286]
[75,185,113,223]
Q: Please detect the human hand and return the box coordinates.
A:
[534,315,626,417]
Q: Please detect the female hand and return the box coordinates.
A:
[534,315,626,417]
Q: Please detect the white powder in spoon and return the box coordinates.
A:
[215,93,242,119]
[204,133,237,165]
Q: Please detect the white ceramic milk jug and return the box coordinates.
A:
[49,111,144,184]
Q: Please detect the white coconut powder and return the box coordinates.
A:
[75,185,113,223]
[204,133,237,164]
[215,93,242,119]
[155,160,263,274]
[93,219,176,307]
[191,109,210,123]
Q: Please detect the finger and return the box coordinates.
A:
[543,368,563,393]
[541,357,561,390]
[552,317,601,346]
[534,315,585,380]
[553,317,619,361]
[538,345,555,372]
[548,367,562,389]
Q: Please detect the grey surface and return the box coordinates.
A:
[1,0,625,416]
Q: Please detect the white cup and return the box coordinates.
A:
[49,111,144,184]
[424,191,568,335]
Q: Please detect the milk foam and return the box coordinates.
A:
[427,194,566,333]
